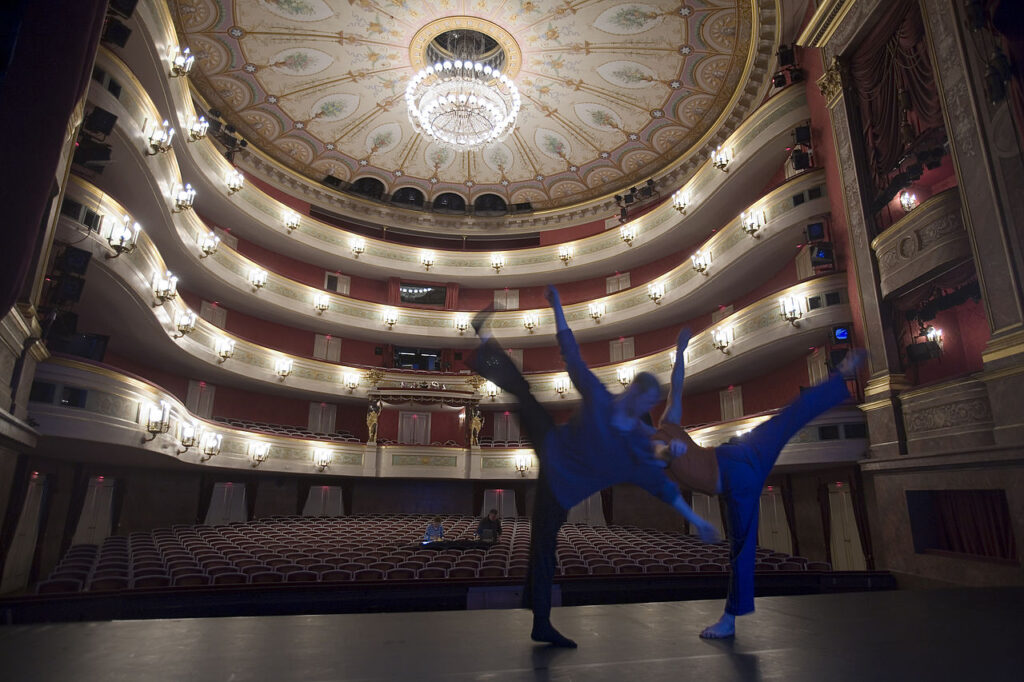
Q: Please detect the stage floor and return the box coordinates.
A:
[1,587,1020,681]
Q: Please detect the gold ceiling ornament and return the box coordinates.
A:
[408,17,522,80]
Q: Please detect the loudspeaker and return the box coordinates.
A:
[52,275,87,304]
[51,311,78,337]
[102,19,132,48]
[772,72,787,88]
[791,149,811,170]
[108,0,138,18]
[907,341,941,362]
[805,221,826,242]
[794,125,811,146]
[85,107,118,137]
[809,243,834,266]
[323,175,343,188]
[778,44,796,68]
[73,140,113,171]
[57,247,92,276]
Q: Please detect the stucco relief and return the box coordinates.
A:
[904,397,993,434]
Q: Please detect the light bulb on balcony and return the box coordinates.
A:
[248,441,271,467]
[248,268,268,290]
[617,366,635,387]
[283,211,301,232]
[454,314,469,334]
[491,253,505,272]
[144,401,171,439]
[152,271,178,304]
[691,250,710,275]
[172,183,196,212]
[779,296,802,325]
[145,118,175,155]
[558,245,574,265]
[106,215,140,257]
[199,233,220,258]
[216,337,235,362]
[200,431,222,459]
[312,448,333,471]
[711,145,731,171]
[899,190,918,212]
[741,209,765,237]
[421,251,435,270]
[177,421,200,453]
[553,375,571,397]
[647,282,665,304]
[523,312,539,331]
[350,237,366,257]
[186,115,208,141]
[620,224,636,246]
[174,309,197,338]
[274,357,293,379]
[669,349,678,367]
[672,190,689,214]
[589,302,606,321]
[383,308,398,328]
[313,293,330,314]
[225,169,244,194]
[925,326,943,345]
[485,381,499,400]
[168,45,194,76]
[711,327,733,353]
[343,372,360,392]
[514,452,531,477]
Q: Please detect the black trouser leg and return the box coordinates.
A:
[525,473,567,622]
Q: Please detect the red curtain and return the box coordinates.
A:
[444,282,459,310]
[933,490,1017,560]
[386,278,400,305]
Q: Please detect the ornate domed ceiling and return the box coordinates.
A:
[170,0,754,212]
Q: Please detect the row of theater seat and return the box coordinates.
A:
[36,515,830,594]
[212,417,362,443]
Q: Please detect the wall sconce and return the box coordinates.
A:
[343,372,360,392]
[313,293,330,314]
[620,225,635,246]
[106,215,140,258]
[198,233,220,258]
[669,349,678,367]
[168,45,194,76]
[710,145,731,171]
[485,381,500,400]
[711,327,733,353]
[312,448,333,471]
[350,237,366,257]
[216,337,235,362]
[514,452,531,477]
[691,250,710,275]
[924,325,943,346]
[523,312,539,332]
[454,314,470,334]
[143,400,171,441]
[283,211,301,232]
[421,251,435,270]
[274,358,293,379]
[741,209,765,237]
[647,282,665,304]
[174,310,197,338]
[672,190,689,214]
[248,268,268,290]
[558,245,574,265]
[145,118,175,155]
[225,169,244,194]
[617,366,635,387]
[199,432,222,460]
[172,183,196,212]
[383,308,398,328]
[152,271,178,305]
[186,115,208,141]
[779,296,802,325]
[177,421,200,453]
[553,375,571,397]
[899,190,918,212]
[589,302,606,322]
[491,253,505,273]
[248,441,270,467]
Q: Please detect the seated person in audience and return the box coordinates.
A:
[652,327,865,639]
[422,516,445,543]
[474,508,503,542]
[469,286,713,649]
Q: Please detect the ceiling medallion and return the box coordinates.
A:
[405,21,522,153]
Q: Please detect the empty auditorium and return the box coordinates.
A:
[0,0,1021,679]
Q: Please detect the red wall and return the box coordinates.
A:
[908,298,989,386]
[233,237,324,288]
[100,352,191,403]
[211,384,311,427]
[736,355,813,415]
[245,173,311,214]
[222,306,314,357]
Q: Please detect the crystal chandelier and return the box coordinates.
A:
[405,31,521,152]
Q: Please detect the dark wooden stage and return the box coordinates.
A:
[0,587,1020,681]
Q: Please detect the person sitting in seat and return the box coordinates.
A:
[422,516,445,543]
[475,508,503,542]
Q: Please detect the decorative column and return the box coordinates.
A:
[818,56,910,458]
[921,0,1024,446]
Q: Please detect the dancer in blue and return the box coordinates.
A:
[652,328,866,638]
[469,286,715,648]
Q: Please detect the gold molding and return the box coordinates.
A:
[870,188,961,251]
[982,326,1024,365]
[797,0,856,49]
[863,373,912,397]
[408,17,521,79]
[816,57,847,109]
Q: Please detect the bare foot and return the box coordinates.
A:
[700,613,735,639]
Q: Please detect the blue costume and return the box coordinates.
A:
[470,328,678,630]
[715,372,850,615]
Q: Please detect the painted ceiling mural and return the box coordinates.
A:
[170,0,751,211]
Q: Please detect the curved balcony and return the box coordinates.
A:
[66,165,828,348]
[30,356,860,477]
[871,189,972,299]
[125,0,782,236]
[90,42,809,285]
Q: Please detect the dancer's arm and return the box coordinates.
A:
[661,328,692,425]
[670,492,720,544]
[546,285,604,401]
